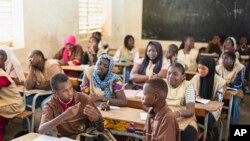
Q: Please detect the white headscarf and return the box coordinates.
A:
[0,45,26,81]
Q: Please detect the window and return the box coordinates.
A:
[0,0,12,44]
[79,0,103,37]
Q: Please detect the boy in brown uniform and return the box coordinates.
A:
[39,73,104,139]
[142,78,179,141]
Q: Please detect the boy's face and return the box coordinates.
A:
[141,83,156,107]
[54,80,74,103]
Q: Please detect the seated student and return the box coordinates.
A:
[191,57,226,140]
[113,35,139,87]
[237,36,250,93]
[25,50,63,106]
[113,35,139,62]
[54,34,83,66]
[177,36,199,72]
[0,50,25,141]
[206,35,222,55]
[39,73,104,139]
[130,41,167,89]
[216,52,244,125]
[92,31,109,52]
[166,44,187,70]
[237,36,250,56]
[81,54,128,133]
[81,54,127,107]
[166,63,197,141]
[82,36,105,66]
[0,45,26,84]
[142,78,179,141]
[220,37,240,61]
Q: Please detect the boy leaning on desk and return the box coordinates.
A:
[38,73,114,140]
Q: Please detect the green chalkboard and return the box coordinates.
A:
[142,0,250,42]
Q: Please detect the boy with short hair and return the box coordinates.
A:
[142,78,179,141]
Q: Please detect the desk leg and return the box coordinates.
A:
[225,95,234,141]
[123,66,127,84]
[203,113,209,141]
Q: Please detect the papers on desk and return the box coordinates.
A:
[196,98,210,104]
[110,106,121,110]
[140,112,148,121]
[227,87,238,91]
[124,90,143,99]
[33,135,75,141]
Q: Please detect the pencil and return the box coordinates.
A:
[105,100,109,111]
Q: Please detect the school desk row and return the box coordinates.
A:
[11,87,241,141]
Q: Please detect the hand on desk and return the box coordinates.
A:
[99,102,110,111]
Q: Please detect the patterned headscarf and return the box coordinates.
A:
[93,54,121,98]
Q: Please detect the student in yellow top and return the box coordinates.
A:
[191,57,226,140]
[166,63,197,141]
[130,41,167,89]
[216,52,245,125]
[177,36,199,71]
[0,50,25,141]
[113,35,139,62]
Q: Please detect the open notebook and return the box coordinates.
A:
[196,98,210,104]
[33,135,75,141]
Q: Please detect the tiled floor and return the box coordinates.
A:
[4,95,250,141]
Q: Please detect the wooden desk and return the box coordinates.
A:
[0,99,14,108]
[11,133,39,141]
[195,101,224,141]
[16,85,52,96]
[100,107,192,131]
[61,65,87,72]
[11,132,74,141]
[222,89,243,141]
[185,71,197,80]
[16,85,52,132]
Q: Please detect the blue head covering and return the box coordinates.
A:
[93,54,121,98]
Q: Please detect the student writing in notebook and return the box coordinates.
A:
[191,57,226,140]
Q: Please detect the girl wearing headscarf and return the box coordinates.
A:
[0,45,26,84]
[0,49,25,141]
[191,57,226,140]
[81,54,130,133]
[216,52,245,125]
[130,41,167,89]
[54,34,83,66]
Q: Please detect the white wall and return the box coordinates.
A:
[104,0,207,50]
[13,0,79,71]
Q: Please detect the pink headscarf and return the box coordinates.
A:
[63,35,76,62]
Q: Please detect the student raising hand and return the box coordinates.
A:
[83,105,101,122]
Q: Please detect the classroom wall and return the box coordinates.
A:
[103,0,207,50]
[13,0,79,71]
